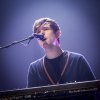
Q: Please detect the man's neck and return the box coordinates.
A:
[44,45,63,59]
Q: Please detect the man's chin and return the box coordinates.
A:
[42,42,48,48]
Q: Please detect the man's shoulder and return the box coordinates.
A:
[64,50,83,58]
[28,57,43,71]
[30,57,43,66]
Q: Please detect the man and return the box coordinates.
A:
[27,17,95,88]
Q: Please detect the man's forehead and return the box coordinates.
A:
[41,22,51,28]
[36,22,51,33]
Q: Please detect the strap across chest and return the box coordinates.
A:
[43,51,70,85]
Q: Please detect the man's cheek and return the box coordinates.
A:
[50,36,53,42]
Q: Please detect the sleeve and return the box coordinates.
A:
[78,56,96,81]
[27,63,39,88]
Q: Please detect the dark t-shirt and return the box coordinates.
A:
[27,50,95,87]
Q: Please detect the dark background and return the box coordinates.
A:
[0,0,100,91]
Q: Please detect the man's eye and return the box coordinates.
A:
[44,28,50,31]
[44,28,48,30]
[37,30,40,33]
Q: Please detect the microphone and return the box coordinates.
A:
[30,33,46,41]
[0,33,46,49]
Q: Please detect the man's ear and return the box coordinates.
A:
[55,30,61,39]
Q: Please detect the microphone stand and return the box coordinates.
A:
[0,35,34,49]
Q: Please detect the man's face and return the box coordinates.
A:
[36,22,58,49]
